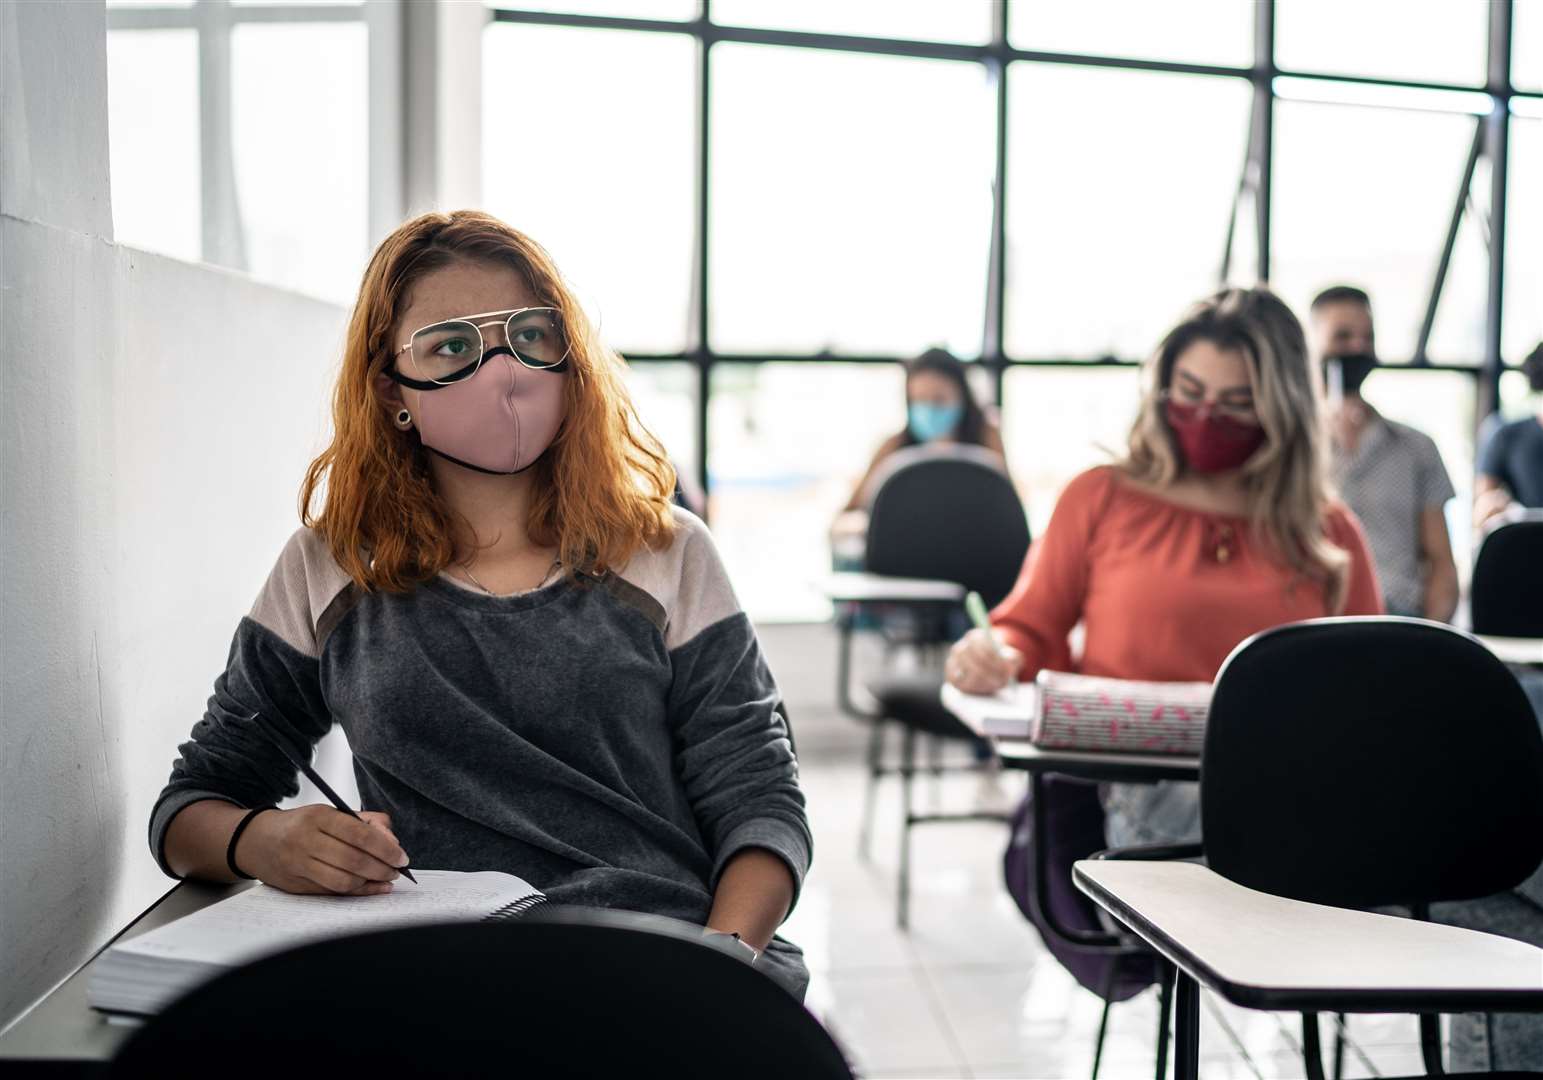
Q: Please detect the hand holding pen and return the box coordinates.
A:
[230,711,417,894]
[945,591,1025,696]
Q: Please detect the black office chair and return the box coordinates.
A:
[109,907,854,1079]
[835,443,1031,928]
[1119,617,1543,1080]
[1471,513,1543,638]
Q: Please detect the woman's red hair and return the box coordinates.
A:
[300,210,677,591]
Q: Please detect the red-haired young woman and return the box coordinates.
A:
[149,210,812,996]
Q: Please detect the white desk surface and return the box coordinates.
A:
[1074,860,1543,1001]
[941,683,1202,775]
[818,572,966,603]
[0,880,251,1062]
[1478,635,1543,666]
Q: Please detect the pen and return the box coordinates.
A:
[244,711,417,884]
[965,591,1017,685]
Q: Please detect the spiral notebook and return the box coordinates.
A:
[89,870,546,1016]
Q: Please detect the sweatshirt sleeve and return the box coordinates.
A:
[990,466,1114,679]
[662,515,813,914]
[146,528,344,878]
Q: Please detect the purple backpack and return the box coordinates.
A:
[1003,775,1157,1001]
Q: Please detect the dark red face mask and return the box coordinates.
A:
[1164,399,1266,474]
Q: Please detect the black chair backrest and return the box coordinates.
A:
[1470,515,1543,637]
[1201,618,1543,911]
[111,907,852,1079]
[864,444,1030,609]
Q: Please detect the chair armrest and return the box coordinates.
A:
[1091,843,1205,862]
[818,572,966,607]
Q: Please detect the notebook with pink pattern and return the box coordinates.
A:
[1031,671,1213,755]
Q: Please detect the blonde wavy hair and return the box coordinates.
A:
[300,210,678,592]
[1120,286,1350,610]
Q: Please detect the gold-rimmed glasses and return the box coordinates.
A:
[390,307,570,388]
[1158,387,1261,427]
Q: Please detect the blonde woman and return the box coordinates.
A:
[150,211,811,997]
[947,286,1382,846]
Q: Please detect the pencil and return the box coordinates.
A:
[245,711,418,884]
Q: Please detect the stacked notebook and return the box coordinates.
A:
[89,870,546,1016]
[976,671,1213,755]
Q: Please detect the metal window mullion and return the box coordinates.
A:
[226,5,367,24]
[693,2,713,511]
[199,0,246,271]
[983,0,1009,405]
[401,0,437,216]
[363,0,405,245]
[1481,1,1513,422]
[1253,0,1274,284]
[1414,118,1486,366]
[1219,101,1256,285]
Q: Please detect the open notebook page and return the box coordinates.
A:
[113,869,541,968]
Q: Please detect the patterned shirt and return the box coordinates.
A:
[1330,411,1455,617]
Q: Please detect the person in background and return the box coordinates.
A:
[1475,341,1543,528]
[834,347,1007,539]
[830,348,1010,786]
[946,285,1382,849]
[951,292,1542,1073]
[1310,285,1459,620]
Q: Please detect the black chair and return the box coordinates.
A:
[1471,513,1543,638]
[1091,617,1543,1080]
[109,907,854,1079]
[831,443,1031,927]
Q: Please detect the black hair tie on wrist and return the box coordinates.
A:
[226,806,276,880]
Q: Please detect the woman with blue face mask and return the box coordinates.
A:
[837,348,1006,526]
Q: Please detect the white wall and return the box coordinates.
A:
[1,0,349,1029]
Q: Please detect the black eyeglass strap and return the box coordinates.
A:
[384,347,567,390]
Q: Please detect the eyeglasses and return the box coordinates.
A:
[1158,388,1261,426]
[389,307,570,389]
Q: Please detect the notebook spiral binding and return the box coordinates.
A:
[483,894,550,921]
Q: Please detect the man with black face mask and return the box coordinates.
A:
[1476,341,1543,528]
[1311,285,1459,620]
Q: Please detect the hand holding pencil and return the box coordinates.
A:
[945,592,1024,696]
[230,711,416,895]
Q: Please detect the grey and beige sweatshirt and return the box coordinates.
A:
[148,507,812,996]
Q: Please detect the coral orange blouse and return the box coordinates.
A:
[991,466,1384,683]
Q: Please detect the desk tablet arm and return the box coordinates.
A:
[820,573,967,721]
[820,572,967,610]
[1092,843,1205,863]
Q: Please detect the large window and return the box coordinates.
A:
[1275,0,1489,86]
[1271,94,1485,363]
[708,364,906,619]
[710,45,993,356]
[105,1,376,303]
[105,27,202,262]
[1505,116,1542,362]
[483,23,697,354]
[476,1,1537,620]
[1005,66,1252,359]
[1010,0,1252,67]
[108,1,1539,621]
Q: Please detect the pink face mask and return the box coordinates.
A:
[414,348,567,474]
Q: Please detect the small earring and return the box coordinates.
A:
[396,408,412,429]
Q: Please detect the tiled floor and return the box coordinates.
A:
[784,749,1435,1080]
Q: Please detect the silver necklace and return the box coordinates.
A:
[457,556,561,596]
